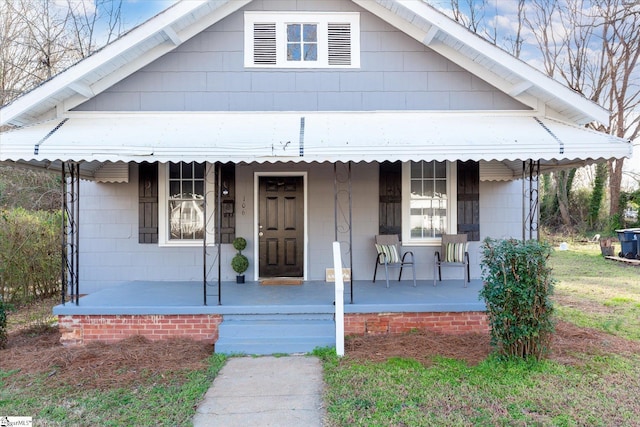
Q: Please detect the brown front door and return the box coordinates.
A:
[258,176,304,277]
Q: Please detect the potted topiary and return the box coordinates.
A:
[231,237,249,283]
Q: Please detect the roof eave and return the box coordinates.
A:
[354,0,610,126]
[1,0,252,127]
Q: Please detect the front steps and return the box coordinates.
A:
[215,313,335,355]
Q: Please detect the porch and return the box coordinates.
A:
[53,279,486,316]
[54,279,488,352]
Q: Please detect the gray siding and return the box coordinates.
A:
[75,0,526,113]
[78,162,523,291]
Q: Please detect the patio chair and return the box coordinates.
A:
[373,235,416,288]
[434,234,470,287]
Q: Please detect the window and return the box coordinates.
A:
[245,12,360,68]
[287,24,317,62]
[402,161,457,244]
[168,162,205,240]
[158,162,214,246]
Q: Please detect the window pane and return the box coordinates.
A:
[193,163,205,179]
[169,200,204,240]
[169,181,180,198]
[182,163,193,179]
[435,180,447,198]
[411,161,422,177]
[182,181,193,197]
[425,161,434,179]
[169,162,180,179]
[287,24,300,42]
[304,44,317,61]
[194,181,204,198]
[411,180,422,197]
[288,43,301,61]
[303,24,317,42]
[435,161,446,178]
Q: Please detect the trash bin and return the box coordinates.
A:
[634,230,640,260]
[615,228,640,259]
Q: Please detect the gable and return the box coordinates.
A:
[73,0,527,113]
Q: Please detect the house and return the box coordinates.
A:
[0,0,631,352]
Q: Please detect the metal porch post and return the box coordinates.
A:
[334,162,353,304]
[522,160,540,241]
[203,162,222,305]
[61,162,80,305]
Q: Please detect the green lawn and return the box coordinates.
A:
[321,242,640,427]
[0,353,226,426]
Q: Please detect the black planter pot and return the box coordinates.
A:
[236,275,245,284]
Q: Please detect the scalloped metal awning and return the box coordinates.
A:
[1,111,631,181]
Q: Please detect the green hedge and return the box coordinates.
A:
[0,208,62,305]
[480,238,555,360]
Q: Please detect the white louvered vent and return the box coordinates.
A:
[328,23,351,66]
[253,23,276,65]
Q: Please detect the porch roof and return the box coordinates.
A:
[0,111,631,180]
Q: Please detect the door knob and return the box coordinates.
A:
[259,231,264,237]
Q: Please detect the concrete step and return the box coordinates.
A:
[215,313,335,355]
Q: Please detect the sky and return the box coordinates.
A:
[119,0,177,27]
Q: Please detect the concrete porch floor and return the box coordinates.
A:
[53,279,486,316]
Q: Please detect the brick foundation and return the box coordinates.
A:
[58,314,223,346]
[58,311,487,346]
[344,312,489,336]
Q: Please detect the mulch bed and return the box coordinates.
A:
[1,328,212,390]
[2,320,639,390]
[344,320,640,366]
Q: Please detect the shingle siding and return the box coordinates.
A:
[74,0,527,113]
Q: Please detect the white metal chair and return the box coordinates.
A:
[373,235,416,288]
[434,234,470,287]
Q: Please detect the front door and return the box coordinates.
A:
[258,176,304,277]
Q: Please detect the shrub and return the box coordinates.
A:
[0,208,62,305]
[232,237,247,251]
[0,295,6,349]
[480,238,555,360]
[231,237,248,275]
[231,254,249,274]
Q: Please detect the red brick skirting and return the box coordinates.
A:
[344,312,489,335]
[58,314,223,346]
[58,312,488,346]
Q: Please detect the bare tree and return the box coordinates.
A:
[67,0,124,58]
[523,0,639,226]
[0,0,126,108]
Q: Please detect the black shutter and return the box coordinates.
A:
[379,161,402,235]
[457,161,480,241]
[217,163,236,244]
[138,162,158,243]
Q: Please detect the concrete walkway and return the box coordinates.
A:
[192,356,326,426]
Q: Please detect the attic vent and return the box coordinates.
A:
[328,23,351,65]
[253,23,276,65]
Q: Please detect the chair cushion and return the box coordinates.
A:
[445,242,468,263]
[375,244,400,263]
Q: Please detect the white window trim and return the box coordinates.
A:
[158,162,216,247]
[401,161,457,246]
[244,11,360,68]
